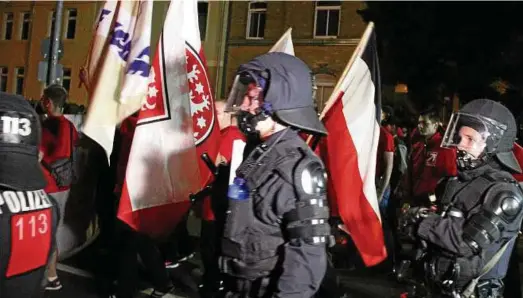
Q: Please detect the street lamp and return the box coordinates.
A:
[395,83,408,94]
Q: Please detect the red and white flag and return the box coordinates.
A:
[318,22,386,266]
[118,0,220,237]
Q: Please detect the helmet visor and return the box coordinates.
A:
[441,112,507,153]
[225,71,267,114]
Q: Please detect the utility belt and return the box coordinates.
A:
[428,278,504,298]
[424,255,503,298]
[219,253,278,281]
[222,274,275,298]
[472,279,504,298]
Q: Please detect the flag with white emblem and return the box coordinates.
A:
[118,0,219,237]
[81,0,153,160]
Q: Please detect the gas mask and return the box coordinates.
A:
[442,112,507,172]
[237,102,273,140]
[226,69,273,140]
[456,149,488,171]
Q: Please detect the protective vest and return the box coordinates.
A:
[220,130,331,280]
[428,166,523,290]
[0,187,59,298]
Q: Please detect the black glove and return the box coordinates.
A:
[407,207,431,221]
[398,207,431,241]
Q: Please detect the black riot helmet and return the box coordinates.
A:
[226,52,327,136]
[442,98,521,173]
[0,92,46,190]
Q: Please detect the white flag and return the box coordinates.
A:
[269,27,295,55]
[82,0,153,160]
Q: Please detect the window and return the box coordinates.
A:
[65,8,76,39]
[3,12,13,40]
[48,11,55,37]
[62,68,71,91]
[246,1,266,39]
[314,1,340,38]
[0,67,7,92]
[314,73,336,111]
[198,1,208,40]
[20,12,30,40]
[14,67,24,95]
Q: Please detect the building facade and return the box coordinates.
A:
[222,1,368,110]
[0,0,226,107]
[0,1,367,110]
[0,1,100,106]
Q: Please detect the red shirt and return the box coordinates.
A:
[512,143,523,182]
[202,126,246,221]
[407,131,457,197]
[39,115,79,193]
[376,126,395,178]
[114,116,138,194]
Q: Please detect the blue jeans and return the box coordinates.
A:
[379,186,391,216]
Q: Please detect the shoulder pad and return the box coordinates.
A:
[484,182,523,219]
[483,169,517,184]
[294,158,327,195]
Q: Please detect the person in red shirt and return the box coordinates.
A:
[38,84,79,291]
[111,113,178,298]
[512,142,523,182]
[376,106,395,203]
[399,109,457,207]
[199,101,246,297]
[505,142,523,298]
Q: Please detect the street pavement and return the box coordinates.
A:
[42,253,523,298]
[43,245,407,298]
[42,216,523,298]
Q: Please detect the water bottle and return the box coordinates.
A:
[227,177,249,200]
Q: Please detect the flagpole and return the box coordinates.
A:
[48,0,64,85]
[318,22,375,121]
[307,22,376,146]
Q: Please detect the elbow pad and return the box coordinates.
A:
[284,159,333,246]
[463,182,523,252]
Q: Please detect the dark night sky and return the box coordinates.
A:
[360,2,523,110]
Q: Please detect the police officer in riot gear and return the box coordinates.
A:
[220,52,332,298]
[403,99,523,298]
[0,92,59,298]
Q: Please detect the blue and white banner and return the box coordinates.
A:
[82,0,153,160]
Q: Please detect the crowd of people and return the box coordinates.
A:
[1,52,523,298]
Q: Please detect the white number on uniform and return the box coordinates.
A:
[14,213,48,240]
